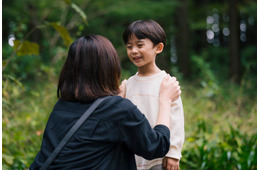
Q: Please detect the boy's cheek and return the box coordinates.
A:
[127,52,132,58]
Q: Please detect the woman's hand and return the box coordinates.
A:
[157,75,180,127]
[118,79,127,98]
[159,75,181,103]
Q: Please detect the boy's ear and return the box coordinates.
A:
[155,43,164,54]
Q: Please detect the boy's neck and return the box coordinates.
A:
[137,65,161,77]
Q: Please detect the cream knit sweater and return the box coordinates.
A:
[126,71,185,170]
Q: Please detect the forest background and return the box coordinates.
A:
[2,0,257,169]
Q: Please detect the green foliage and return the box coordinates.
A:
[2,74,57,169]
[241,45,257,78]
[190,46,229,81]
[181,120,257,170]
[179,76,257,169]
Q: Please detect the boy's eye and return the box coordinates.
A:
[138,44,144,48]
[126,45,132,49]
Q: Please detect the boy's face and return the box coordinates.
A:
[125,34,162,68]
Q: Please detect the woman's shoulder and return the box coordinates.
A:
[101,96,143,119]
[105,96,137,110]
[105,97,145,127]
[53,96,136,112]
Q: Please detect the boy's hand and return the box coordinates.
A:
[160,75,181,103]
[118,79,127,98]
[163,157,179,170]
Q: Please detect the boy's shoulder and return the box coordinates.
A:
[127,75,135,81]
[125,73,137,84]
[126,71,174,86]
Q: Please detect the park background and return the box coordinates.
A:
[2,0,257,169]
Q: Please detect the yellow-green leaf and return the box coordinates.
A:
[63,0,71,5]
[13,40,39,56]
[51,23,73,46]
[71,3,88,25]
[186,137,196,142]
[2,154,14,165]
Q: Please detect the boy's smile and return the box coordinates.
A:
[132,56,143,62]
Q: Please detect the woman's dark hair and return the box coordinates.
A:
[57,34,121,102]
[122,20,166,46]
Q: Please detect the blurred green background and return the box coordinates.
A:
[2,0,257,169]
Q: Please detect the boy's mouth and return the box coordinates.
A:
[132,56,142,61]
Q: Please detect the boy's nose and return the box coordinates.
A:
[131,47,138,54]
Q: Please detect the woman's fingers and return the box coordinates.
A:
[160,75,181,102]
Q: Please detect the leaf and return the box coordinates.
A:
[62,0,87,24]
[62,0,71,4]
[13,40,39,56]
[51,23,73,46]
[71,3,88,25]
[2,154,14,165]
[5,75,23,87]
[187,137,196,142]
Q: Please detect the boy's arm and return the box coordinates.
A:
[163,97,185,169]
[119,79,127,98]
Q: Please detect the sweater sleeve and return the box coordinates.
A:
[165,96,185,160]
[119,106,170,160]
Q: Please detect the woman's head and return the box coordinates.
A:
[122,20,166,46]
[58,35,121,102]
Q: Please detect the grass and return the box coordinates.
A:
[2,71,257,170]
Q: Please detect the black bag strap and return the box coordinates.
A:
[40,96,112,170]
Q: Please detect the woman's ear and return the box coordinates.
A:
[155,43,164,54]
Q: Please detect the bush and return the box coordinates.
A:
[2,74,57,169]
[180,120,257,170]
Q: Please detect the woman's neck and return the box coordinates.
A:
[137,65,161,77]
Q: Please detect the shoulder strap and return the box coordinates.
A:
[40,96,112,170]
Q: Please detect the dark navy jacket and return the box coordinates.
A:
[30,96,170,170]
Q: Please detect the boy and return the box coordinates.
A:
[122,20,185,170]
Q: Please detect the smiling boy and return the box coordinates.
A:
[122,20,185,170]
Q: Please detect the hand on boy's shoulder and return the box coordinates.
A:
[160,75,181,102]
[118,79,127,98]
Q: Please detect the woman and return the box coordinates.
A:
[30,35,181,170]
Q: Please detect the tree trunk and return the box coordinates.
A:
[175,0,190,78]
[229,0,241,83]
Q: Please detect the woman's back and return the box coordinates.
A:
[30,96,170,170]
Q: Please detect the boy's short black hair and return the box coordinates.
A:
[123,20,166,46]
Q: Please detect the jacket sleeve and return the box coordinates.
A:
[118,106,170,160]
